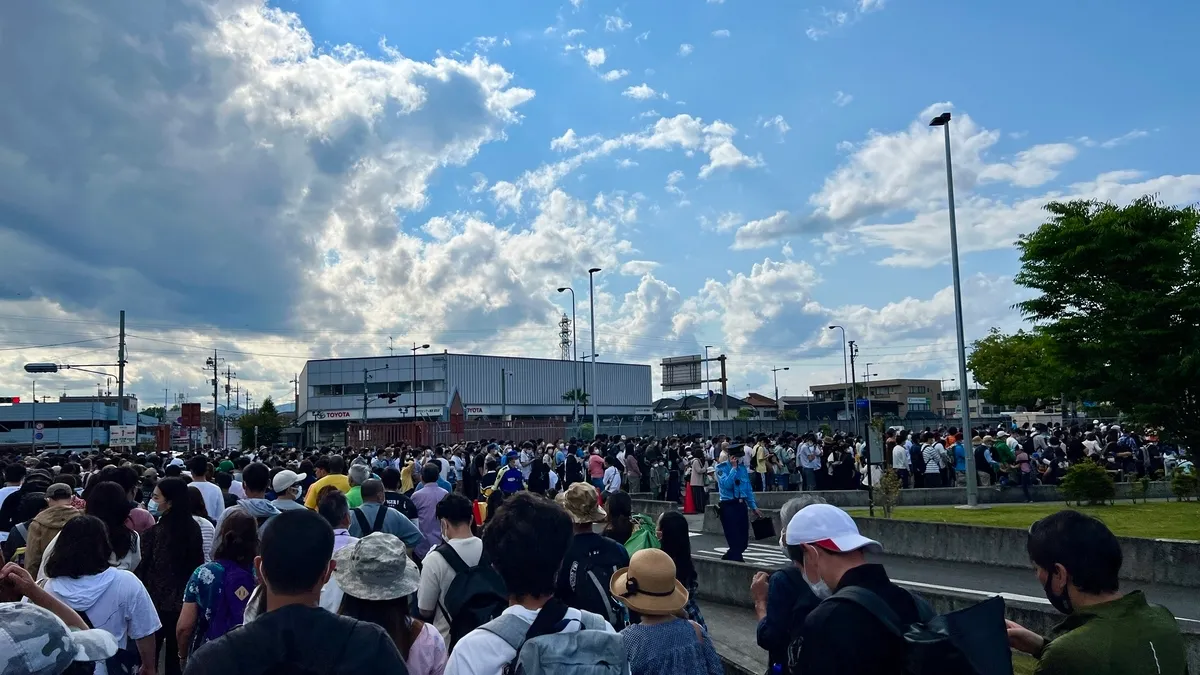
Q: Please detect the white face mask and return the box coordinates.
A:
[802,547,833,600]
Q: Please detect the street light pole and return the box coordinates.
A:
[864,365,878,421]
[930,110,978,508]
[828,325,849,422]
[557,287,579,422]
[411,343,430,418]
[771,366,789,418]
[588,268,602,433]
[704,345,714,436]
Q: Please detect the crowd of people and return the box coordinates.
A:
[0,426,1191,675]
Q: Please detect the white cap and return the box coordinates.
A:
[784,503,882,553]
[272,469,306,492]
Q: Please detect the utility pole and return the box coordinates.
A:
[289,374,299,422]
[501,368,507,419]
[31,380,36,454]
[848,341,859,432]
[116,310,126,426]
[205,351,223,449]
[224,366,235,448]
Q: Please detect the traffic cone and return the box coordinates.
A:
[683,485,696,514]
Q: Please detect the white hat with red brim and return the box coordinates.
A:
[784,503,883,553]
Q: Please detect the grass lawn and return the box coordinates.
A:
[881,501,1200,541]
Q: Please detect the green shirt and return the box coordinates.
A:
[345,485,363,509]
[1036,591,1187,675]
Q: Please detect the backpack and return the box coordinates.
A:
[568,542,629,631]
[9,522,29,567]
[352,505,389,536]
[205,560,256,641]
[482,599,627,675]
[436,543,508,648]
[824,587,1010,675]
[623,514,660,556]
[779,568,820,675]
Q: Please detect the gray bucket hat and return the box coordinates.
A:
[333,532,420,601]
[0,603,118,675]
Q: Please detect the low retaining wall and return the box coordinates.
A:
[736,481,1173,510]
[692,555,1200,672]
[629,498,680,521]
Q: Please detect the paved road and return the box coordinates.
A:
[687,531,1200,622]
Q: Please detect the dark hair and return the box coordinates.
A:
[15,492,47,523]
[315,457,331,473]
[241,463,270,493]
[435,493,473,526]
[485,490,506,523]
[260,509,334,595]
[1027,510,1122,594]
[658,511,697,587]
[328,455,346,475]
[45,515,111,579]
[188,486,212,523]
[602,491,634,543]
[214,471,234,491]
[155,477,204,574]
[213,510,259,567]
[420,463,440,485]
[186,456,210,477]
[165,464,183,478]
[318,490,349,529]
[483,492,572,598]
[3,464,25,484]
[381,468,401,490]
[360,479,384,501]
[337,595,419,659]
[85,481,135,560]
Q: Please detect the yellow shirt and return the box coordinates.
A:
[400,462,415,493]
[303,473,351,509]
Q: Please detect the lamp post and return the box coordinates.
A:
[771,367,789,419]
[411,343,430,417]
[863,365,878,421]
[940,377,956,416]
[827,326,850,421]
[588,267,602,433]
[557,287,579,422]
[930,110,978,508]
[500,368,514,419]
[578,353,596,419]
[704,345,714,436]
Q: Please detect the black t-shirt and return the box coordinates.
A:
[555,532,630,613]
[383,490,418,521]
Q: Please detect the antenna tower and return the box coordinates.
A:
[559,313,571,360]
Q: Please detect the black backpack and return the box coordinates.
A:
[777,568,821,674]
[568,544,629,631]
[824,587,1010,675]
[436,543,508,649]
[352,505,389,536]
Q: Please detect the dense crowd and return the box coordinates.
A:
[0,427,1191,675]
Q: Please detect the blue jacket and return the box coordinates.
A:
[715,460,758,510]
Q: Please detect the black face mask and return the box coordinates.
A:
[1043,573,1074,615]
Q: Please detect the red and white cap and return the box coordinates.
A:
[784,503,882,553]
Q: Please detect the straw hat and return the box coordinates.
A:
[333,533,420,601]
[556,482,607,524]
[610,548,688,616]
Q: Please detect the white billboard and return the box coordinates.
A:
[109,425,138,446]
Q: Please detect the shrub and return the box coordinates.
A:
[1171,470,1198,502]
[579,423,595,441]
[819,423,833,437]
[1130,476,1150,503]
[1059,462,1115,506]
[878,469,902,518]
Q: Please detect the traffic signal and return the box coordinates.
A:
[0,397,19,404]
[377,393,398,403]
[23,363,59,373]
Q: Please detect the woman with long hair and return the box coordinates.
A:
[35,481,141,580]
[602,490,634,546]
[136,477,204,675]
[187,486,216,562]
[656,510,706,629]
[335,533,447,675]
[176,510,259,667]
[43,515,160,675]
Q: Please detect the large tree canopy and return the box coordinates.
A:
[236,396,283,448]
[967,328,1065,410]
[1013,197,1200,445]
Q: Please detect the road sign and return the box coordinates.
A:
[660,355,703,392]
[110,425,138,446]
[34,432,43,440]
[35,423,44,430]
[856,398,869,408]
[181,403,201,427]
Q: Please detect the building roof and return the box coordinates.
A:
[742,392,777,408]
[810,378,942,391]
[654,393,745,411]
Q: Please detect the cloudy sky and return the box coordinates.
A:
[1,0,1197,410]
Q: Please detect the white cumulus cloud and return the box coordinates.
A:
[623,83,658,100]
[712,29,731,37]
[678,43,694,56]
[584,48,607,67]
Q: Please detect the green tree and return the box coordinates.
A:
[736,407,755,420]
[967,328,1066,409]
[141,406,167,421]
[1015,197,1200,446]
[780,409,799,421]
[674,410,696,421]
[237,396,283,448]
[562,389,589,416]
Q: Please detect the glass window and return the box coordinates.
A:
[395,381,412,393]
[411,381,423,393]
[424,379,445,392]
[342,383,365,395]
[366,381,390,394]
[909,401,930,412]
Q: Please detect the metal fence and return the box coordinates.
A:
[568,417,1017,440]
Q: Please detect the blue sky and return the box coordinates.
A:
[0,0,1197,405]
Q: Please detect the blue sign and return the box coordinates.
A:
[34,432,44,440]
[856,398,869,408]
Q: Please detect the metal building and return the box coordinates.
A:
[298,353,653,444]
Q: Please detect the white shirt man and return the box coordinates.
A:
[417,501,484,643]
[892,444,910,471]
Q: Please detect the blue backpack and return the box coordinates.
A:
[482,599,626,675]
[205,560,256,641]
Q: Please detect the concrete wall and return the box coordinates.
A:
[740,481,1174,510]
[692,555,1200,672]
[628,498,680,522]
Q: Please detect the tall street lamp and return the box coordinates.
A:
[704,345,714,436]
[588,267,602,433]
[930,110,978,507]
[827,326,850,421]
[557,287,579,422]
[771,366,789,418]
[411,343,430,417]
[863,365,878,421]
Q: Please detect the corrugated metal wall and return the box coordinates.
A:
[446,354,651,407]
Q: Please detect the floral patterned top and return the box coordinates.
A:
[183,561,254,625]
